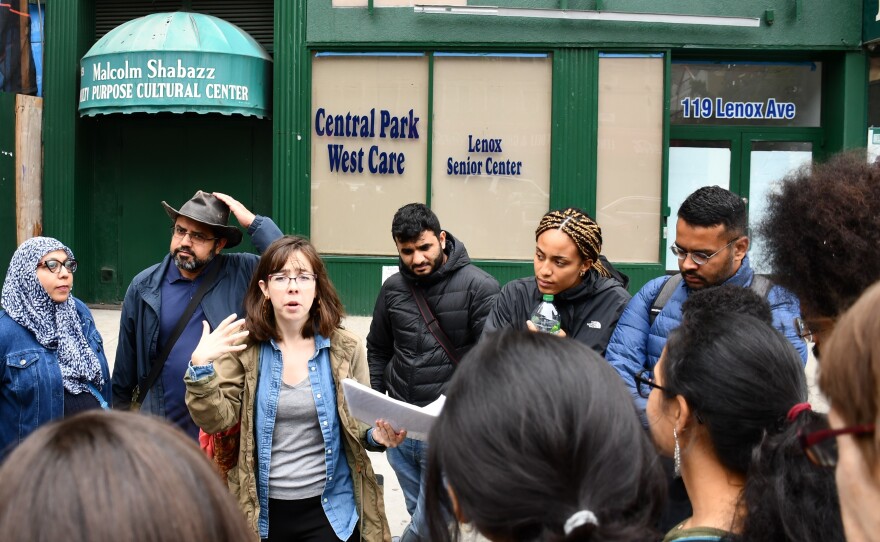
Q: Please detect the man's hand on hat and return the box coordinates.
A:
[213,192,256,229]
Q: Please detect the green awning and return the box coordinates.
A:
[79,12,271,118]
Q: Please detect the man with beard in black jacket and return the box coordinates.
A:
[367,203,500,542]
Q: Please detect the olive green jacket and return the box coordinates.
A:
[185,328,391,541]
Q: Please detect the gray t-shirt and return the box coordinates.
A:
[268,377,327,500]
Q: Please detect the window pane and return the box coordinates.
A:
[667,141,732,271]
[747,141,812,274]
[311,54,429,255]
[430,54,552,260]
[670,61,822,127]
[596,54,664,263]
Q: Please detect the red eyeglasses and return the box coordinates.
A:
[798,422,876,468]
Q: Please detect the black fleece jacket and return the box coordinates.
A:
[483,270,631,357]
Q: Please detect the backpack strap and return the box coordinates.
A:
[649,272,772,327]
[749,274,772,298]
[649,274,682,326]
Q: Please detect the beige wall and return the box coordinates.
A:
[596,55,664,263]
[431,55,552,260]
[311,55,429,255]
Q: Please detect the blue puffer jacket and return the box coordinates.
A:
[0,298,111,460]
[111,215,282,414]
[606,256,807,421]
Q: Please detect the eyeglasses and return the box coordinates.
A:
[266,273,318,289]
[670,238,739,266]
[171,225,217,245]
[38,259,78,274]
[635,369,667,399]
[793,316,835,343]
[799,421,876,468]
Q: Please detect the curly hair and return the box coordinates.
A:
[757,151,880,318]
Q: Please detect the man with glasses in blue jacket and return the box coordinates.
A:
[112,190,282,439]
[606,185,807,532]
[607,185,807,419]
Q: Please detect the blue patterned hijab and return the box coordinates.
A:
[1,237,104,394]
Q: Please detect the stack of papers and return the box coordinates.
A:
[342,379,445,441]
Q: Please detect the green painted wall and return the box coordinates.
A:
[0,92,16,284]
[37,0,869,313]
[83,114,273,304]
[307,0,861,50]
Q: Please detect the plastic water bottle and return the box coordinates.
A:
[530,294,561,334]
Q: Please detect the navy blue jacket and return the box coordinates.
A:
[111,215,282,414]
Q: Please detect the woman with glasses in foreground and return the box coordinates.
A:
[817,281,880,542]
[641,310,843,542]
[185,236,403,541]
[425,330,666,542]
[0,237,111,460]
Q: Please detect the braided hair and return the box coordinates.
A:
[535,208,610,278]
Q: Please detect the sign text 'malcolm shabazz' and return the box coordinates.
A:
[315,108,419,175]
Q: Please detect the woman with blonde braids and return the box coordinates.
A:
[484,207,631,355]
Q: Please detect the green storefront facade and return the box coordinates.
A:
[41,1,866,314]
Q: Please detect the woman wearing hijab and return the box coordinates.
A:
[0,237,111,460]
[483,207,631,356]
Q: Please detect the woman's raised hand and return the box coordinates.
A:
[190,313,249,366]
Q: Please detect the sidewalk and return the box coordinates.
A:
[91,308,412,537]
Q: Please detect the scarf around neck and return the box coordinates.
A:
[1,237,104,394]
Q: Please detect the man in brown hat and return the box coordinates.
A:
[112,191,282,438]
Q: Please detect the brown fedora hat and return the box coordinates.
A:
[161,190,243,248]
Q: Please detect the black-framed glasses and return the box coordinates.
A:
[793,316,835,343]
[798,422,876,468]
[38,259,78,274]
[266,273,318,289]
[670,238,739,266]
[635,369,666,399]
[170,225,217,245]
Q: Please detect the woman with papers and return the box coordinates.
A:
[185,236,404,542]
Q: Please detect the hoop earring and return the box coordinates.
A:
[673,427,682,478]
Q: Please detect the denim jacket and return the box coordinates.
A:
[255,337,357,538]
[0,298,111,460]
[185,328,390,541]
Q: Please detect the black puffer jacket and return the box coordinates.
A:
[367,233,500,406]
[483,270,631,357]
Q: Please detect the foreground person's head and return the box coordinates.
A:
[819,281,880,542]
[426,330,665,542]
[0,410,252,542]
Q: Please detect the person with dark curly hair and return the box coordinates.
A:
[757,150,880,357]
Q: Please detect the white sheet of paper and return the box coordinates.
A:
[342,378,445,442]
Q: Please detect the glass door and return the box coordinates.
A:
[666,132,819,271]
[666,139,736,271]
[742,137,815,273]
